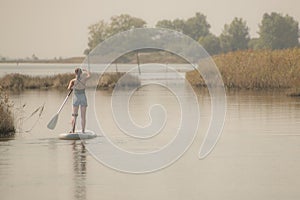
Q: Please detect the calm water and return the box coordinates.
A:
[0,63,192,76]
[1,87,300,200]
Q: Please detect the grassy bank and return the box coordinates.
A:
[0,73,74,90]
[0,87,15,137]
[0,72,140,90]
[186,48,300,93]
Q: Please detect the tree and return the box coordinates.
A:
[109,14,146,35]
[198,34,221,55]
[219,17,250,53]
[84,14,146,55]
[32,54,38,61]
[85,20,109,55]
[172,19,186,32]
[156,18,186,32]
[184,12,210,41]
[156,12,210,41]
[248,38,263,50]
[258,12,299,49]
[156,19,174,29]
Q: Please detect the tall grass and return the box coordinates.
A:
[0,73,74,90]
[97,72,141,89]
[0,86,15,137]
[186,48,300,91]
[0,73,140,90]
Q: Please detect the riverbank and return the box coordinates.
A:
[186,48,300,95]
[2,48,300,95]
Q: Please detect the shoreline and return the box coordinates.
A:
[1,48,300,96]
[0,57,84,64]
[0,72,298,97]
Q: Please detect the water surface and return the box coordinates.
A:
[1,88,300,200]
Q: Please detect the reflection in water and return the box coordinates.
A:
[72,141,87,200]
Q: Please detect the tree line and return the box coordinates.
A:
[85,12,299,55]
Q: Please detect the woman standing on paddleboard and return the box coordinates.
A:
[68,68,90,133]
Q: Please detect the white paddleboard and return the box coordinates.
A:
[59,130,96,140]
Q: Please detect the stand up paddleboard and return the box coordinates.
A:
[59,130,96,140]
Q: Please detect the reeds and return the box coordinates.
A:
[0,73,73,90]
[0,72,141,90]
[97,72,141,89]
[186,48,300,91]
[0,86,15,137]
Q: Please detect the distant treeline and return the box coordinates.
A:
[2,12,298,62]
[85,12,299,56]
[0,56,84,64]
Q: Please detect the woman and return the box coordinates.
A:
[68,68,90,133]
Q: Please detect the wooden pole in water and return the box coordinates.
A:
[136,50,141,75]
[87,54,90,72]
[115,62,118,72]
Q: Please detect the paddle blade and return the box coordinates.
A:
[47,114,59,130]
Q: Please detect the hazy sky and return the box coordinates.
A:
[1,0,300,58]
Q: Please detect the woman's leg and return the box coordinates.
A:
[81,106,87,133]
[71,106,79,132]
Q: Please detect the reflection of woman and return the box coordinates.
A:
[68,68,90,133]
[72,142,87,200]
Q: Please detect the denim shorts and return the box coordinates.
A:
[73,89,87,107]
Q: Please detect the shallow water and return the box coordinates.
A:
[1,88,300,200]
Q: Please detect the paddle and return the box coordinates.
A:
[47,89,73,130]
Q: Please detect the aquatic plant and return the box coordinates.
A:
[0,86,15,137]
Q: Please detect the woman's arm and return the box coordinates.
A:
[82,68,91,79]
[67,79,75,90]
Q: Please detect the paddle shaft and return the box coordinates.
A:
[47,67,89,130]
[57,89,73,114]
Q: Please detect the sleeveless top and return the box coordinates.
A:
[74,73,88,91]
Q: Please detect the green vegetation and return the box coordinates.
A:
[157,12,211,41]
[86,12,299,56]
[0,86,15,137]
[3,12,298,63]
[186,48,300,93]
[85,14,146,55]
[257,12,299,49]
[219,17,250,53]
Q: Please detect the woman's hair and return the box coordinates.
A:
[75,68,82,80]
